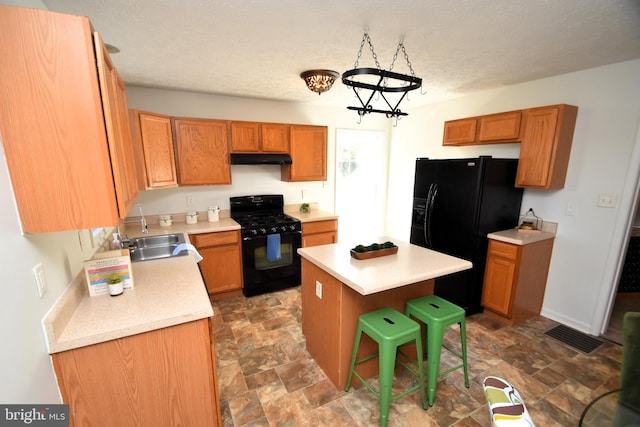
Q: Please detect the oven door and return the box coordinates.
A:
[241,232,301,297]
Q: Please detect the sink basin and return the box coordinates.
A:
[129,244,188,262]
[133,233,185,248]
[128,233,189,262]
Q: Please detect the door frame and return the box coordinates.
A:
[593,122,640,335]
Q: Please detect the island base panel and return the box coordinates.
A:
[301,259,434,389]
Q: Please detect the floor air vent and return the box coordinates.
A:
[544,324,604,354]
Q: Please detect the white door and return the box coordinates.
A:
[335,129,387,246]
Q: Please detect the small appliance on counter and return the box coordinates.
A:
[518,208,543,231]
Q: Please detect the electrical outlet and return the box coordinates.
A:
[565,203,576,216]
[315,281,322,299]
[33,263,47,298]
[186,195,194,206]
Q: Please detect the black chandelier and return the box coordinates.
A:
[342,33,423,120]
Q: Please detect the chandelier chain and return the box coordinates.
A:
[390,41,416,77]
[353,33,382,70]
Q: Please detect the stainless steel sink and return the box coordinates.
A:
[128,233,189,262]
[133,233,185,248]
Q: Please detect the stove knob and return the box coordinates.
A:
[260,228,266,235]
[270,226,277,233]
[281,226,287,232]
[289,224,296,231]
[250,229,258,235]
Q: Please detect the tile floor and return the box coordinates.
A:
[210,287,622,426]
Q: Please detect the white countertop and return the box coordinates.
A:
[43,253,213,354]
[298,237,472,295]
[488,228,556,245]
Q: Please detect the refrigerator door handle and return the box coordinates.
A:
[426,183,438,247]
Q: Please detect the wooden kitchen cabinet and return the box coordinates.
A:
[282,125,328,182]
[515,104,578,189]
[443,111,521,145]
[302,219,338,247]
[191,231,244,299]
[129,110,178,189]
[443,118,477,145]
[52,318,221,427]
[481,238,554,325]
[0,6,137,232]
[230,121,289,153]
[172,118,232,185]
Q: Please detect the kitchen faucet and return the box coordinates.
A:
[123,201,148,234]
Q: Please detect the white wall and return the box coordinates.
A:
[386,59,640,334]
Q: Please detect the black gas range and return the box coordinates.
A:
[230,195,301,297]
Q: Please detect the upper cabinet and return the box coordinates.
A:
[172,118,232,185]
[515,104,578,189]
[230,121,289,153]
[0,6,137,232]
[282,125,328,182]
[443,111,521,145]
[442,104,578,189]
[130,110,178,189]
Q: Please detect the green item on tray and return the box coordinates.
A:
[352,241,396,253]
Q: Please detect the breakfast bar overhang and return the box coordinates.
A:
[297,238,473,389]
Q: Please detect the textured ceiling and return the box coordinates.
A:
[42,0,640,110]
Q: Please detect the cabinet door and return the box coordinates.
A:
[173,118,231,185]
[130,110,178,189]
[191,231,243,294]
[0,7,121,232]
[516,104,577,189]
[478,111,521,142]
[95,33,138,218]
[443,118,477,145]
[302,220,338,247]
[282,125,327,181]
[481,252,517,317]
[261,123,290,153]
[52,319,220,427]
[230,121,260,152]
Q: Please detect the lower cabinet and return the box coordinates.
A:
[302,219,338,247]
[481,238,554,325]
[191,231,244,299]
[52,319,221,427]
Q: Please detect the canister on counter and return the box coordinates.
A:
[208,205,220,222]
[186,210,198,225]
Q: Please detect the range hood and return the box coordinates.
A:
[230,153,292,165]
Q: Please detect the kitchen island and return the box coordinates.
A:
[298,238,472,389]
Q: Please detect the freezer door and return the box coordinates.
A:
[428,158,483,259]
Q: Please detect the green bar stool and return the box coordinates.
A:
[345,307,428,427]
[405,295,470,406]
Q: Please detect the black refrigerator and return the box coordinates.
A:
[410,156,524,315]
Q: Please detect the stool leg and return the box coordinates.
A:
[460,319,470,388]
[415,333,428,410]
[378,342,396,427]
[426,323,444,406]
[345,327,363,392]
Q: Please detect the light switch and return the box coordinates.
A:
[597,193,618,208]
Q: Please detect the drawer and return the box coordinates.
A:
[488,240,518,260]
[191,230,239,248]
[302,219,337,235]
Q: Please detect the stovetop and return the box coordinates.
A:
[230,195,301,238]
